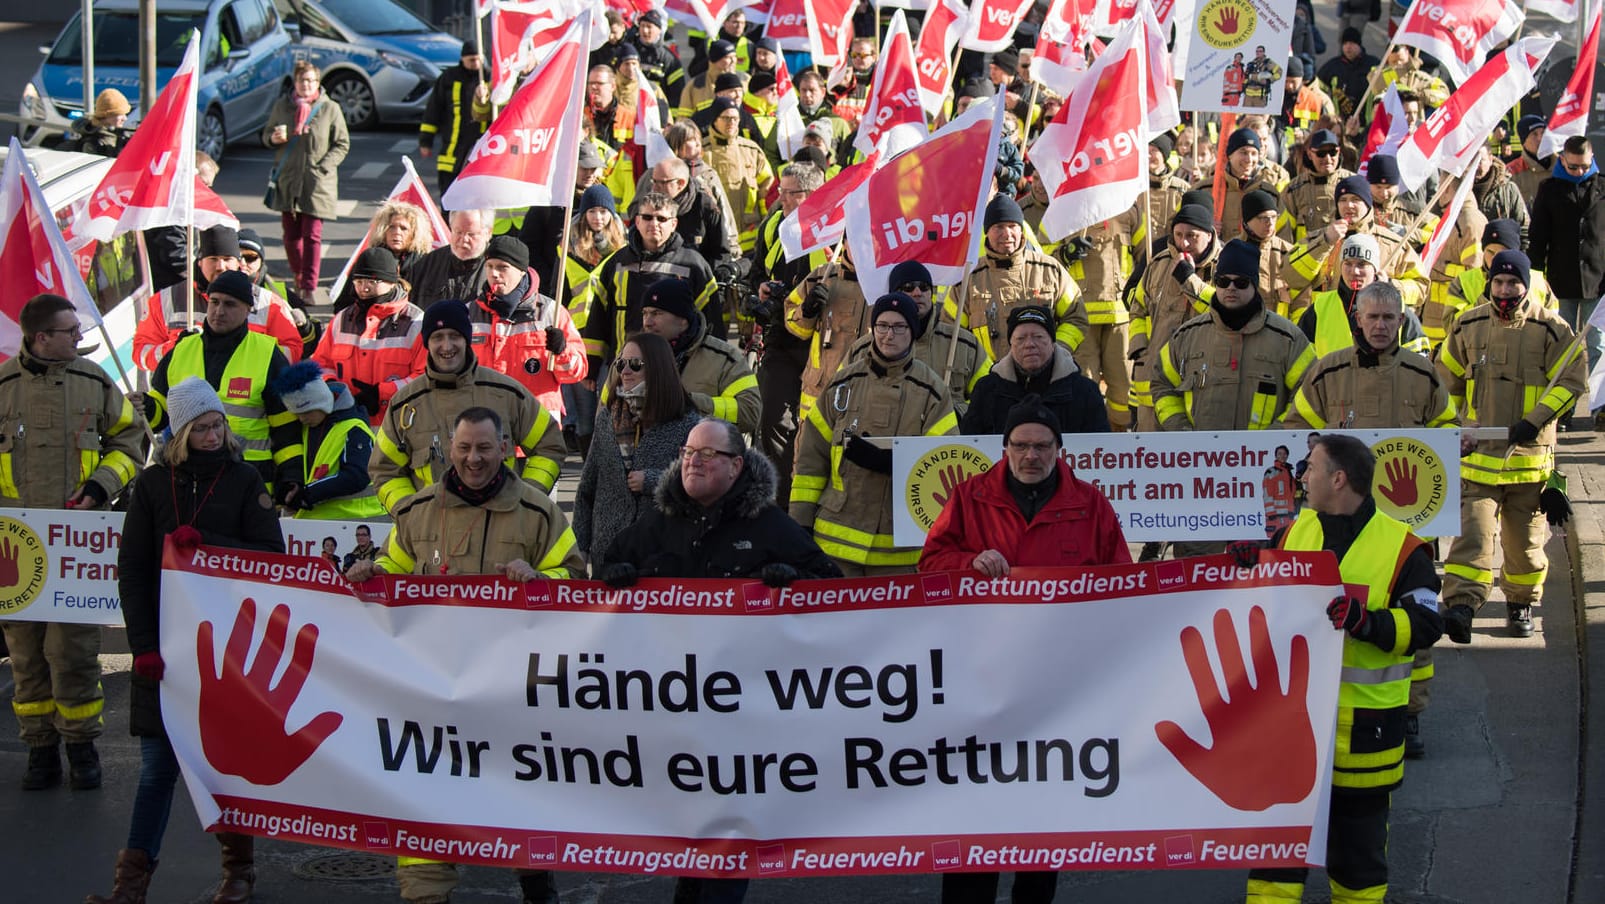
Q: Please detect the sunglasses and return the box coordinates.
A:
[1311,147,1340,159]
[615,357,645,373]
[1214,276,1254,289]
[637,213,674,223]
[897,281,933,293]
[241,252,261,263]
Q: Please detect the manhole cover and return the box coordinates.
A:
[292,851,394,882]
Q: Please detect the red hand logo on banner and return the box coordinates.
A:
[930,464,969,508]
[1154,606,1317,811]
[198,598,343,785]
[0,537,19,587]
[1215,7,1239,34]
[1377,459,1419,507]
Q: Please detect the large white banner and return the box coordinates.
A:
[0,508,388,625]
[893,430,1463,545]
[159,545,1347,876]
[1178,0,1297,114]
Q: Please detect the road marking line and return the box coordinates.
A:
[352,161,390,181]
[390,139,416,154]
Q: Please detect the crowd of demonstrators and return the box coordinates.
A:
[26,7,1601,904]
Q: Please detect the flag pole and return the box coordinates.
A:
[184,224,195,328]
[549,10,591,314]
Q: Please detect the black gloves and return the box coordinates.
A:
[1327,596,1377,642]
[801,281,830,319]
[1061,236,1095,263]
[274,482,305,510]
[1541,483,1572,526]
[598,562,639,588]
[1508,420,1540,446]
[351,379,381,417]
[842,434,893,473]
[1171,256,1196,284]
[760,562,800,588]
[544,326,567,355]
[1226,540,1261,570]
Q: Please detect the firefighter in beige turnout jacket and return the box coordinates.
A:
[957,195,1087,362]
[1129,202,1221,431]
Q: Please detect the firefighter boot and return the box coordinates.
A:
[1507,604,1534,638]
[66,741,102,789]
[212,833,255,904]
[21,743,61,790]
[1404,714,1425,759]
[84,848,157,904]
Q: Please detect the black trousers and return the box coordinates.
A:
[942,870,1057,903]
[1247,789,1390,896]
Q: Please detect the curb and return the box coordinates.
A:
[1561,435,1604,903]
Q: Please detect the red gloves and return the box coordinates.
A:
[133,652,165,681]
[169,526,203,553]
[1327,596,1369,637]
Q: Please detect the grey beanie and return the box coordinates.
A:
[166,376,226,437]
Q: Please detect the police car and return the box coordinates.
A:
[274,0,461,129]
[21,0,295,163]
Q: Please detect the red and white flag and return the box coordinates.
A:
[962,0,1036,52]
[843,95,1005,300]
[1529,0,1581,22]
[778,152,881,260]
[664,0,759,36]
[1359,83,1410,174]
[1035,0,1094,95]
[329,157,451,301]
[0,137,106,360]
[1417,170,1479,276]
[490,0,593,106]
[914,0,971,117]
[1397,36,1556,190]
[1540,5,1601,158]
[635,76,675,169]
[1028,19,1148,241]
[1138,0,1179,133]
[772,54,808,160]
[804,0,855,69]
[79,33,199,242]
[854,11,928,157]
[1393,0,1525,85]
[443,13,590,211]
[764,0,812,50]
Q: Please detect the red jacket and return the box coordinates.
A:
[919,459,1131,572]
[468,269,586,415]
[311,294,426,424]
[134,283,304,370]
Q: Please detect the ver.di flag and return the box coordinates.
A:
[1035,0,1094,95]
[78,33,200,242]
[1359,83,1409,175]
[853,10,928,157]
[443,12,591,212]
[1029,19,1149,241]
[1540,4,1602,159]
[804,0,855,69]
[962,0,1037,52]
[763,0,812,51]
[778,152,881,260]
[842,94,1004,301]
[1392,0,1524,85]
[1530,0,1582,21]
[1138,0,1180,133]
[330,157,451,301]
[0,137,107,360]
[1396,36,1556,191]
[772,53,808,160]
[912,0,971,117]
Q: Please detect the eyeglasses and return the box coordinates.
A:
[43,325,83,338]
[614,357,645,373]
[240,252,261,264]
[1311,147,1339,158]
[873,322,910,336]
[637,212,675,223]
[1213,276,1254,289]
[897,281,933,293]
[680,445,739,462]
[649,177,682,188]
[352,277,391,288]
[1006,441,1056,455]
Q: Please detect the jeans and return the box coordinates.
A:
[281,212,325,298]
[127,736,182,858]
[1559,297,1604,377]
[564,381,599,439]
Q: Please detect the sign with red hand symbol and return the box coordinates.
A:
[1178,0,1297,115]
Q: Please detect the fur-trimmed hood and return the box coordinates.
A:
[653,443,779,521]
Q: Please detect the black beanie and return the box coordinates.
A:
[1482,218,1521,250]
[747,71,776,93]
[1002,393,1063,445]
[1180,188,1215,213]
[421,300,473,343]
[352,247,401,283]
[710,96,740,118]
[1335,175,1372,207]
[1241,189,1279,222]
[871,292,923,339]
[1172,204,1215,232]
[888,260,933,290]
[1226,128,1261,156]
[714,72,745,92]
[1006,304,1054,341]
[199,226,240,259]
[1489,250,1531,290]
[1150,132,1175,157]
[1365,154,1402,186]
[485,235,530,271]
[206,270,254,304]
[642,278,699,323]
[1215,239,1261,282]
[1341,27,1363,45]
[984,194,1025,229]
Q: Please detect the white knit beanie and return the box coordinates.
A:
[167,377,226,436]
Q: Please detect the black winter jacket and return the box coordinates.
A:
[1528,170,1605,299]
[601,448,842,581]
[119,447,285,736]
[960,346,1111,436]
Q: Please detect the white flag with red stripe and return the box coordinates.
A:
[330,157,451,301]
[1417,169,1479,276]
[763,0,812,50]
[778,152,881,260]
[1393,0,1524,85]
[443,12,591,211]
[1540,5,1601,158]
[490,0,596,106]
[1359,83,1409,174]
[843,95,1004,301]
[0,137,107,360]
[962,0,1036,52]
[1397,36,1556,191]
[772,54,808,160]
[1137,0,1179,133]
[1530,0,1581,22]
[1035,0,1094,94]
[914,0,971,117]
[663,0,759,36]
[79,33,199,242]
[635,77,675,169]
[804,0,855,69]
[1028,19,1149,241]
[853,11,928,157]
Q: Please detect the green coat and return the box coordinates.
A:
[262,91,350,220]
